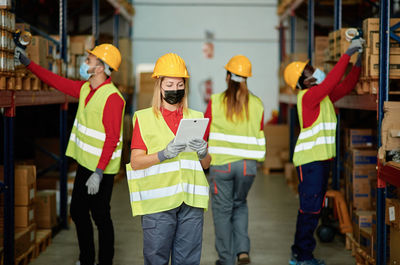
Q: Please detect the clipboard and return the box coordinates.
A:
[174,118,209,152]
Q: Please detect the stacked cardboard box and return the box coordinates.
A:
[263,125,289,172]
[381,102,400,160]
[344,129,377,215]
[112,38,134,91]
[35,190,57,229]
[352,210,374,243]
[334,28,358,63]
[137,71,155,110]
[362,18,400,78]
[385,198,400,264]
[0,165,37,258]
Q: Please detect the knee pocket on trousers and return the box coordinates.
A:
[299,192,324,214]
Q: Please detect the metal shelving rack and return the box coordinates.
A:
[278,1,398,265]
[1,1,133,264]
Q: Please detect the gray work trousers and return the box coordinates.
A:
[210,160,257,265]
[141,203,204,265]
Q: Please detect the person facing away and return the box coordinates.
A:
[283,37,364,265]
[126,53,212,265]
[16,43,125,265]
[204,55,266,265]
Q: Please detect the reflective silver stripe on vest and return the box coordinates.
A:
[209,132,265,146]
[74,119,123,142]
[69,133,121,160]
[130,183,209,202]
[294,136,335,153]
[298,122,336,140]
[208,146,265,159]
[127,160,203,180]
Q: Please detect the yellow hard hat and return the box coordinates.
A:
[87,44,121,71]
[283,61,309,90]
[224,55,252,77]
[152,53,190,79]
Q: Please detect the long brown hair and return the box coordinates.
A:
[152,77,189,118]
[223,72,249,122]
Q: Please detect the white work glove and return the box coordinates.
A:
[158,139,187,162]
[85,168,103,195]
[346,38,365,56]
[14,46,30,66]
[188,138,208,160]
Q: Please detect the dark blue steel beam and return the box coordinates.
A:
[93,0,100,45]
[308,0,314,64]
[113,12,120,48]
[334,0,342,31]
[3,105,15,265]
[289,15,296,161]
[60,104,69,229]
[290,15,296,53]
[333,0,342,191]
[377,0,390,264]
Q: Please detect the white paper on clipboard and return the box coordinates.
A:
[174,118,209,152]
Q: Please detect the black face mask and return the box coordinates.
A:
[162,89,185,105]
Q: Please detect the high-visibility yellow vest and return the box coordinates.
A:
[293,89,337,167]
[66,82,125,174]
[126,108,209,216]
[208,92,266,166]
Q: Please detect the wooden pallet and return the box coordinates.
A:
[34,229,52,258]
[346,233,375,265]
[15,245,35,265]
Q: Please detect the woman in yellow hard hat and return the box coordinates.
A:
[283,38,364,265]
[16,44,125,265]
[204,55,266,265]
[126,53,211,265]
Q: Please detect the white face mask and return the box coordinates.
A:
[311,68,326,85]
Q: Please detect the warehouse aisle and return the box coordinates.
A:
[30,171,354,265]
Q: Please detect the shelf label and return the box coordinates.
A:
[389,206,396,222]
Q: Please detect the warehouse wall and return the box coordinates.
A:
[132,0,278,119]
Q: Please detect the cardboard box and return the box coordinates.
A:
[0,0,11,9]
[347,149,377,168]
[369,54,400,78]
[353,210,374,242]
[371,32,400,55]
[35,190,57,229]
[328,31,336,61]
[386,198,400,229]
[382,101,400,152]
[346,129,376,149]
[390,226,400,264]
[69,35,95,55]
[363,18,400,46]
[15,23,30,32]
[334,28,357,63]
[26,36,49,68]
[15,205,35,228]
[360,227,374,257]
[15,223,36,257]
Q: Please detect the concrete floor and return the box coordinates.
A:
[30,171,355,265]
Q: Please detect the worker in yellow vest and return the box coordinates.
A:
[16,44,125,265]
[283,38,364,265]
[126,53,211,265]
[204,55,266,265]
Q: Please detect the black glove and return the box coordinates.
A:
[15,47,30,66]
[355,53,362,67]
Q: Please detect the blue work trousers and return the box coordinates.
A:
[291,160,330,261]
[141,203,204,265]
[210,160,257,265]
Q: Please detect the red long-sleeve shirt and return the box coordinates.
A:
[27,62,125,171]
[203,99,264,140]
[131,108,206,152]
[302,54,361,128]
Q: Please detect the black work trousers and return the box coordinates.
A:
[70,164,115,265]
